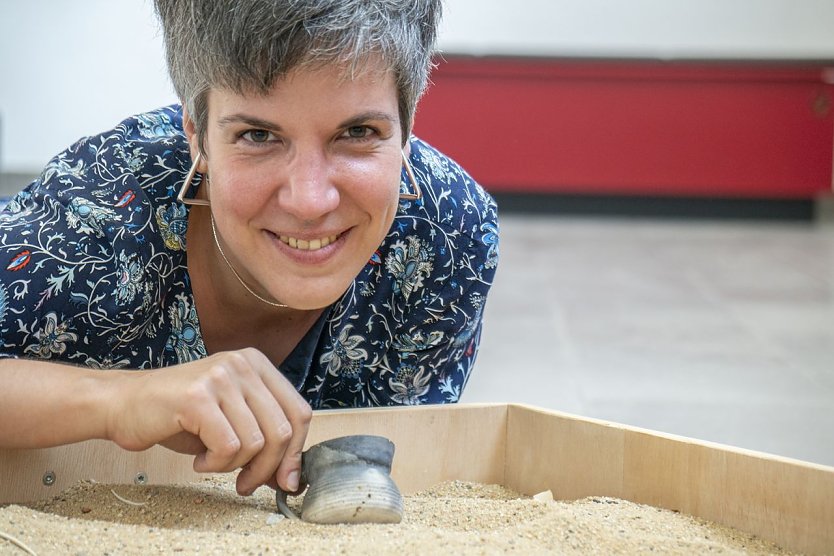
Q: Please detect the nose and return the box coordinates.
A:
[277,148,340,220]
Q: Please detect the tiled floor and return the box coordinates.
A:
[464,213,834,468]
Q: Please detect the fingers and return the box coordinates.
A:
[179,349,311,495]
[233,399,292,495]
[159,431,207,455]
[272,394,312,493]
[235,360,312,495]
[189,401,245,473]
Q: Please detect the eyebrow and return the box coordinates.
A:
[217,114,281,130]
[216,110,398,130]
[339,111,399,129]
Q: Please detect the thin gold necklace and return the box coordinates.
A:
[210,215,288,308]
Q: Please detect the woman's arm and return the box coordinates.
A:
[0,349,310,496]
[0,358,114,447]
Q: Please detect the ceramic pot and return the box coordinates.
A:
[276,435,403,524]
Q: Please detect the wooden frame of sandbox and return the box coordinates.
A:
[1,404,831,554]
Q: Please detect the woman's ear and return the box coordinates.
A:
[182,107,208,173]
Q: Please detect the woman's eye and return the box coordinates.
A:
[345,126,371,139]
[242,129,273,143]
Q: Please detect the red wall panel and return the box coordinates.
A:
[413,57,834,199]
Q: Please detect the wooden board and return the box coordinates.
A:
[1,403,832,554]
[306,404,507,492]
[504,405,834,555]
[0,441,197,504]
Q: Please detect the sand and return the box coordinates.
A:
[0,476,790,555]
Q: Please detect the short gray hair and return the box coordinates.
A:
[154,0,442,152]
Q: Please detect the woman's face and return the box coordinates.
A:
[187,60,403,310]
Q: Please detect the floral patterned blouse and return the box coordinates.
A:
[0,105,498,408]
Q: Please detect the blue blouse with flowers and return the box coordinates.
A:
[0,106,498,408]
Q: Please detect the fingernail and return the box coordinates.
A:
[287,470,300,492]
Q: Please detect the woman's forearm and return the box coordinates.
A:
[0,359,118,449]
[0,350,312,496]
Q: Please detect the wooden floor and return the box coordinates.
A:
[465,212,834,467]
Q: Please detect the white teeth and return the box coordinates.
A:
[279,234,338,251]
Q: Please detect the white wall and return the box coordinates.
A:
[439,0,834,59]
[0,0,176,173]
[2,0,834,174]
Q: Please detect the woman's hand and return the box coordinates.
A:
[107,348,311,496]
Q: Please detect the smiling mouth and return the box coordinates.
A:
[278,234,340,251]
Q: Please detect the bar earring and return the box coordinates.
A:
[177,152,211,206]
[399,151,422,201]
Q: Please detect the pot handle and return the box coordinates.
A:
[276,489,301,520]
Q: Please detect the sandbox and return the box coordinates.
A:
[1,404,831,554]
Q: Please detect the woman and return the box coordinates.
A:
[0,0,498,498]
